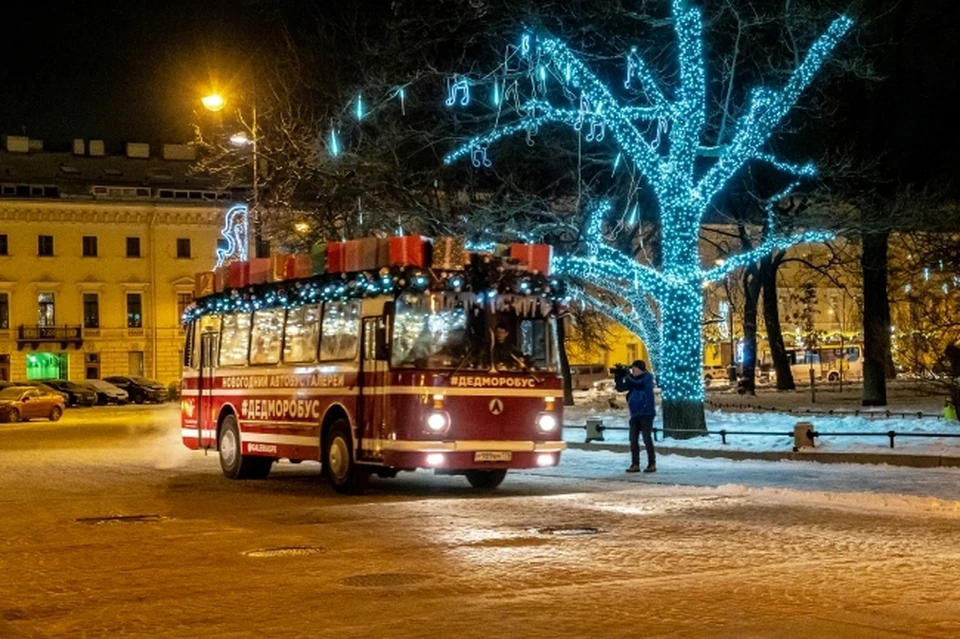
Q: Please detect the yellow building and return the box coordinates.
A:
[0,137,226,385]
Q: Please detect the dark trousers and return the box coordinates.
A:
[629,415,656,467]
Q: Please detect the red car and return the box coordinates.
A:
[0,386,66,423]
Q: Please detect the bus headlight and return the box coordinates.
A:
[426,411,450,433]
[537,412,557,432]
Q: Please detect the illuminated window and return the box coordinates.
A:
[219,313,251,366]
[320,301,360,361]
[83,293,99,328]
[126,293,142,328]
[283,304,321,363]
[250,308,285,365]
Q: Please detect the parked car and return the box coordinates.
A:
[18,381,71,404]
[102,376,169,404]
[42,380,98,407]
[82,379,129,405]
[0,386,66,423]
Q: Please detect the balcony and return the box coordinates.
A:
[17,325,84,350]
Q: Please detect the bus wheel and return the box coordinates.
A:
[465,469,507,490]
[323,419,367,494]
[828,372,840,382]
[218,414,273,480]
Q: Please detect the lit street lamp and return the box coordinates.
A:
[201,92,263,259]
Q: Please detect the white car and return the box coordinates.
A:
[83,380,130,405]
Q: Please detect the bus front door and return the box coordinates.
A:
[359,317,388,460]
[198,331,219,450]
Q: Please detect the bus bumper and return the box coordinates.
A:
[379,440,566,471]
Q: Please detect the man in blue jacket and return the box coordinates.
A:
[615,359,656,473]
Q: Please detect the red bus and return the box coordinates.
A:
[180,261,566,493]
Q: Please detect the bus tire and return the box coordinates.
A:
[828,372,840,382]
[465,469,507,490]
[323,419,367,494]
[218,414,273,480]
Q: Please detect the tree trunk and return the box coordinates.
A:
[556,314,575,406]
[659,282,707,438]
[759,252,795,390]
[861,230,890,406]
[740,266,761,395]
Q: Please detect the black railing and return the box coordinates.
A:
[706,400,945,420]
[17,325,84,349]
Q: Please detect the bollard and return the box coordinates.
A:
[585,418,605,443]
[793,421,815,451]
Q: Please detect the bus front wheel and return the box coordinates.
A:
[465,469,507,490]
[323,419,367,494]
[218,414,272,480]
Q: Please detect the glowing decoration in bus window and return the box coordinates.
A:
[735,340,745,365]
[445,76,470,107]
[283,304,321,364]
[250,308,285,365]
[215,204,249,268]
[218,312,251,367]
[320,301,360,361]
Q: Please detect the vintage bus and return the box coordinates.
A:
[180,261,565,493]
[784,344,863,382]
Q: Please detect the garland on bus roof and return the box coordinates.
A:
[182,260,566,323]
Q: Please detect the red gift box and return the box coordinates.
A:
[389,236,431,268]
[270,255,296,282]
[194,272,215,298]
[326,242,346,272]
[510,243,553,274]
[226,261,249,289]
[249,258,271,284]
[434,236,467,270]
[293,254,313,278]
[214,266,226,292]
[344,238,382,272]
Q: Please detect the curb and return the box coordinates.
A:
[566,441,960,469]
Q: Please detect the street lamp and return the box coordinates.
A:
[201,92,263,259]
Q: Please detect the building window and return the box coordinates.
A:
[127,293,143,328]
[0,234,8,256]
[176,292,193,323]
[85,353,100,379]
[83,293,100,328]
[82,236,98,257]
[0,293,8,329]
[38,235,54,257]
[38,293,55,326]
[176,238,191,259]
[126,237,141,258]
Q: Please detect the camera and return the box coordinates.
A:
[609,363,628,377]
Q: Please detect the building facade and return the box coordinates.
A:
[0,137,227,385]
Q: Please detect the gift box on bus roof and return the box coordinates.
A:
[293,254,313,278]
[433,236,468,270]
[344,238,388,272]
[248,257,271,285]
[270,255,296,282]
[311,241,327,275]
[509,243,553,274]
[194,271,215,298]
[388,236,432,268]
[226,261,249,289]
[326,242,346,272]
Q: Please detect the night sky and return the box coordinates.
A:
[0,1,271,151]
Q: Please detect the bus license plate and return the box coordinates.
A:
[474,451,512,462]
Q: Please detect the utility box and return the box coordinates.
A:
[585,418,605,443]
[793,421,815,450]
[89,140,105,156]
[126,142,150,158]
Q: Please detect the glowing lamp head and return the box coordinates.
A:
[426,411,450,432]
[536,453,555,467]
[201,94,225,112]
[229,132,250,146]
[537,413,557,432]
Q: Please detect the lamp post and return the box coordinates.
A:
[202,93,262,259]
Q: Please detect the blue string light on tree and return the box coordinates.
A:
[444,0,852,434]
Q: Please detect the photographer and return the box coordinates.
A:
[613,360,657,473]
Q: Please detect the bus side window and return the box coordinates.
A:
[250,308,285,365]
[219,312,252,366]
[320,301,361,361]
[283,304,320,364]
[847,347,860,362]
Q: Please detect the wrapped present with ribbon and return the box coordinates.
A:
[270,255,296,282]
[194,272,215,298]
[326,242,347,272]
[510,243,553,274]
[344,238,383,272]
[433,236,467,270]
[249,257,271,284]
[389,236,432,268]
[310,241,327,275]
[226,261,249,289]
[213,267,226,292]
[293,254,313,278]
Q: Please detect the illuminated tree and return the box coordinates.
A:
[445,1,851,435]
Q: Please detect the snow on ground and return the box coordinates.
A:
[565,388,960,455]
